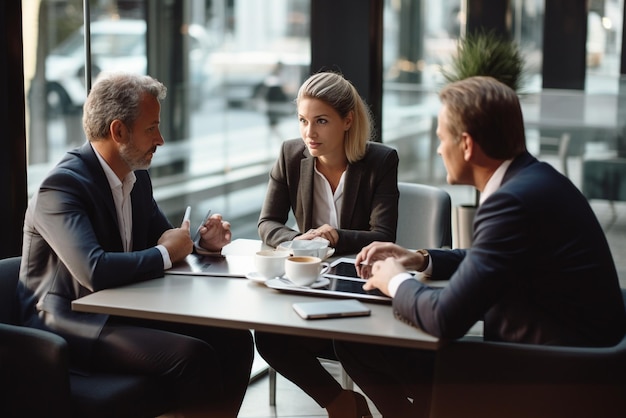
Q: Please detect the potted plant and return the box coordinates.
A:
[441,29,526,94]
[439,29,526,247]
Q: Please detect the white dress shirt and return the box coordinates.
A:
[387,159,513,297]
[92,144,172,268]
[311,163,346,228]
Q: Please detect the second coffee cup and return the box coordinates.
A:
[254,250,290,279]
[284,256,329,287]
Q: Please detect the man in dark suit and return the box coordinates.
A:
[335,76,626,418]
[20,72,253,417]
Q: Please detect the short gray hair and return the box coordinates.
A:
[83,72,167,141]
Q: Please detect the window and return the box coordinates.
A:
[23,0,311,238]
[381,0,624,212]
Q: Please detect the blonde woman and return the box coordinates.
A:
[256,71,399,417]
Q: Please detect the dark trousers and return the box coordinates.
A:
[94,316,254,417]
[335,340,435,418]
[254,331,344,407]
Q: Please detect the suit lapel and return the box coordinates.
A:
[78,143,125,250]
[298,155,315,230]
[340,163,362,229]
[130,171,151,249]
[79,144,119,221]
[502,151,536,185]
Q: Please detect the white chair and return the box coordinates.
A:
[396,182,452,249]
[538,132,571,177]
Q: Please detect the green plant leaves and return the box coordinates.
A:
[441,30,526,93]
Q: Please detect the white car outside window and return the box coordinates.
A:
[43,19,210,115]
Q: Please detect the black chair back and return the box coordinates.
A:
[0,256,173,418]
[0,256,21,324]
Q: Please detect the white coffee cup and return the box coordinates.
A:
[254,250,290,279]
[284,256,330,287]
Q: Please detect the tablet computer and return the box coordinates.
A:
[324,257,367,280]
[265,258,391,303]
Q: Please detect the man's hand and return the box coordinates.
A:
[197,213,231,252]
[158,223,193,264]
[355,241,419,278]
[362,257,407,296]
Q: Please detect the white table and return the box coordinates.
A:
[72,239,441,350]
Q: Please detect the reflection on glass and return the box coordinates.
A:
[586,0,624,92]
[381,0,623,210]
[24,0,311,238]
[22,0,624,236]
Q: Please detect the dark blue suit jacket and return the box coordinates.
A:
[394,152,626,347]
[20,142,173,368]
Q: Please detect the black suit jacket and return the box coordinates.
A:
[258,139,399,255]
[394,152,626,347]
[20,143,172,368]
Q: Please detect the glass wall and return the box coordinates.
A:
[380,0,624,210]
[21,0,625,240]
[587,0,624,92]
[23,0,310,239]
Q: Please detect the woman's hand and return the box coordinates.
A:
[296,224,338,247]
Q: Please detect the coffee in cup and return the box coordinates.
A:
[254,250,290,279]
[284,256,330,287]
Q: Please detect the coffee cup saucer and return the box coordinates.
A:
[273,276,330,289]
[246,271,275,284]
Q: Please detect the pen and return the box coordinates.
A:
[182,206,191,225]
[193,209,212,242]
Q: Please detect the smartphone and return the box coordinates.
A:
[193,209,212,242]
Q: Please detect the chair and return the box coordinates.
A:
[265,345,354,406]
[429,289,626,418]
[397,182,452,249]
[0,256,173,418]
[266,183,452,405]
[582,156,626,227]
[538,132,572,177]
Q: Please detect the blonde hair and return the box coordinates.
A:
[296,71,373,163]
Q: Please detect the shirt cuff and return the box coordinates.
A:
[422,255,433,276]
[156,245,172,270]
[388,272,415,298]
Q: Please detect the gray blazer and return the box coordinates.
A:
[258,139,399,255]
